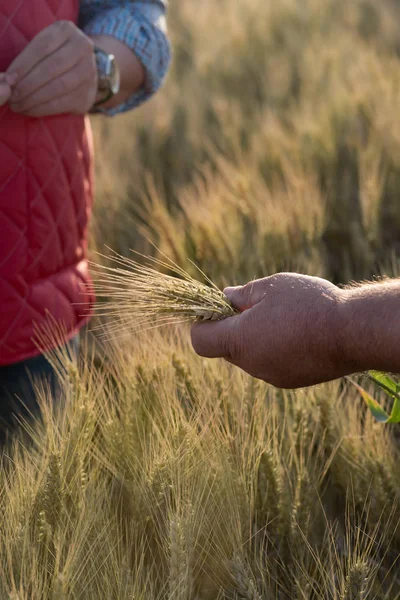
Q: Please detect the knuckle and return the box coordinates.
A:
[82,34,95,51]
[57,20,74,34]
[76,37,89,53]
[38,22,65,53]
[88,58,97,78]
[38,39,51,57]
[242,281,256,305]
[253,277,274,302]
[242,280,264,307]
[80,55,96,80]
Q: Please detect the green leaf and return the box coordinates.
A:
[387,399,400,423]
[366,372,400,423]
[368,371,400,398]
[347,378,391,423]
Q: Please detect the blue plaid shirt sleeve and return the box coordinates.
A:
[79,1,171,116]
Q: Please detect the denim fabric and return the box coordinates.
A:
[0,336,79,445]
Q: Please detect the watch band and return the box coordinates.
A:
[93,88,114,108]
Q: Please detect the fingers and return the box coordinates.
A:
[9,57,97,114]
[9,38,93,106]
[6,21,75,82]
[224,278,270,311]
[1,73,17,86]
[191,316,241,359]
[12,78,95,117]
[5,22,97,117]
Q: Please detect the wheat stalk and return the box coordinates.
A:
[90,249,239,336]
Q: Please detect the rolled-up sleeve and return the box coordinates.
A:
[79,1,171,115]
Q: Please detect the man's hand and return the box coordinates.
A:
[7,21,97,117]
[191,273,348,389]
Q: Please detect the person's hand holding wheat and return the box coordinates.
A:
[93,252,400,390]
[191,273,346,388]
[191,273,400,388]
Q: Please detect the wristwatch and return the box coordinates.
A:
[90,47,121,113]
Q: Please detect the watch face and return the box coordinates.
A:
[95,48,120,96]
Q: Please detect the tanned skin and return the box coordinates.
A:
[191,273,400,389]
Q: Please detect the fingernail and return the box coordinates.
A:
[223,286,241,297]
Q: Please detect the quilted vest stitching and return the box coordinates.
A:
[0,0,94,365]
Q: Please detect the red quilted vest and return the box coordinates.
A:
[0,0,95,365]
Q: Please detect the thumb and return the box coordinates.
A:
[191,315,239,359]
[224,278,269,312]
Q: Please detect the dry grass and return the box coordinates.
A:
[1,332,400,598]
[2,0,400,597]
[90,0,400,284]
[91,249,238,338]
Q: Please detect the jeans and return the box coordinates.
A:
[0,335,79,446]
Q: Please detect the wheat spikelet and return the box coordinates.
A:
[51,572,67,600]
[169,516,186,599]
[293,404,314,459]
[168,512,194,600]
[36,507,57,586]
[90,249,238,337]
[80,460,88,496]
[172,354,198,416]
[342,560,369,600]
[229,557,262,600]
[30,451,63,542]
[43,451,63,533]
[37,510,48,545]
[148,454,171,511]
[290,471,312,540]
[256,449,282,532]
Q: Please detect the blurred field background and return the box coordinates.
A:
[2,0,400,597]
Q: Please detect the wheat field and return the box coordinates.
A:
[1,0,400,597]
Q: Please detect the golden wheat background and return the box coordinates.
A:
[1,0,400,597]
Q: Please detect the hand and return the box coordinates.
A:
[0,73,17,106]
[7,21,98,117]
[191,273,348,389]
